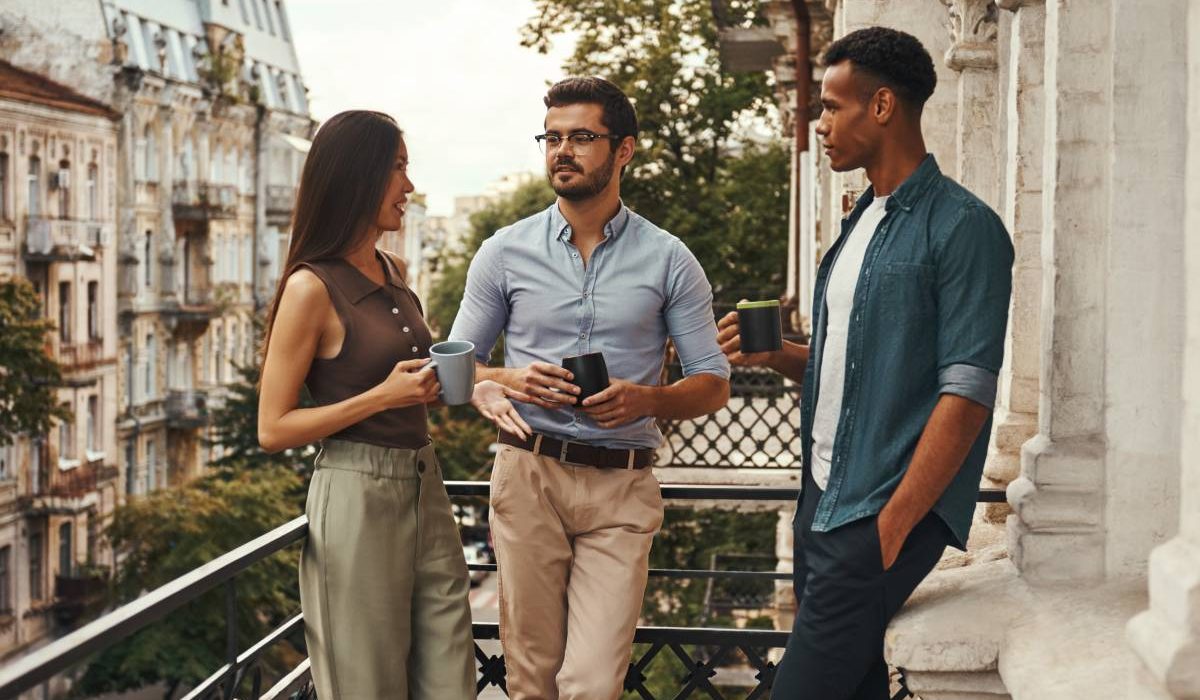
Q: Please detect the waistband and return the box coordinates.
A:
[315,439,437,480]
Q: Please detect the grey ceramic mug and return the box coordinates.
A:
[429,340,476,406]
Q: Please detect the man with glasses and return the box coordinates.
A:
[449,76,730,699]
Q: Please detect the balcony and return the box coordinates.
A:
[166,389,209,429]
[23,217,112,263]
[0,481,1006,699]
[172,181,238,221]
[265,184,296,226]
[19,459,100,514]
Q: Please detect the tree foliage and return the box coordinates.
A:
[0,276,71,446]
[77,466,304,698]
[521,0,790,299]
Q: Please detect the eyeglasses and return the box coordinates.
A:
[534,131,623,154]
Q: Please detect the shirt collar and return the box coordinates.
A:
[858,153,941,213]
[329,250,405,305]
[550,201,632,242]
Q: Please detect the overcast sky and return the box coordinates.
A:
[285,0,575,216]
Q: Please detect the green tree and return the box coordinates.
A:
[0,276,71,446]
[77,466,304,699]
[521,0,790,299]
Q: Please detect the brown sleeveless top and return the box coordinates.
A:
[300,250,434,449]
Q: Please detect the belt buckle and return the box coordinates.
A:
[559,440,571,464]
[626,450,636,470]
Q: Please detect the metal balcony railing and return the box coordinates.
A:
[0,481,1006,699]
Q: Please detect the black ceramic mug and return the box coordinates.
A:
[737,300,783,354]
[562,352,610,403]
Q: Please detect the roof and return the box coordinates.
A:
[0,60,119,120]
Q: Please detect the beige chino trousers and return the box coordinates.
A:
[300,439,475,699]
[490,443,665,700]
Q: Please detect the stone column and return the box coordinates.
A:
[941,0,1001,209]
[1126,0,1200,694]
[1006,0,1111,584]
[984,0,1044,519]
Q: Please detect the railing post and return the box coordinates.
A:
[223,579,237,700]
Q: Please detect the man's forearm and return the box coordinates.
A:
[476,362,509,385]
[644,373,730,421]
[879,393,992,537]
[765,341,810,384]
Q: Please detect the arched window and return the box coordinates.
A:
[210,144,224,184]
[87,162,98,220]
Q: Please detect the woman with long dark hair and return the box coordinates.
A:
[257,110,529,697]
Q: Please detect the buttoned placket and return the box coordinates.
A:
[812,205,899,529]
[382,279,419,356]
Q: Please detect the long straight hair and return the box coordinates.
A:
[260,110,402,370]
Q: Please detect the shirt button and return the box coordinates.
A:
[580,333,586,338]
[403,326,410,333]
[411,345,419,352]
[391,307,399,314]
[572,253,578,258]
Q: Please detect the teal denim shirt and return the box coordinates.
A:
[801,155,1014,549]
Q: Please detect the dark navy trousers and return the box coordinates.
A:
[770,469,951,699]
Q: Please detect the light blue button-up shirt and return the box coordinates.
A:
[449,202,730,449]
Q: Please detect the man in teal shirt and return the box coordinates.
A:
[719,28,1013,698]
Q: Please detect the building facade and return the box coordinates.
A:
[725,0,1200,697]
[0,59,121,662]
[0,0,312,664]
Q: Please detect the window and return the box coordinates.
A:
[214,326,224,383]
[58,522,73,578]
[249,0,264,29]
[29,528,43,601]
[57,160,70,219]
[87,395,98,452]
[237,0,250,24]
[58,281,71,343]
[124,442,135,496]
[0,546,10,613]
[146,439,156,491]
[28,155,41,217]
[145,333,156,399]
[144,230,153,287]
[275,1,292,41]
[225,148,236,186]
[0,443,11,481]
[0,151,9,220]
[59,418,73,461]
[87,281,99,340]
[87,163,98,220]
[123,348,133,411]
[31,437,44,493]
[144,125,157,182]
[211,144,224,184]
[262,0,276,35]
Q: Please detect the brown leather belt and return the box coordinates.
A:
[498,430,655,470]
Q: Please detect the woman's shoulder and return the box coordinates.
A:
[379,248,409,284]
[282,266,334,306]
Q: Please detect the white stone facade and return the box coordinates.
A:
[733,0,1200,696]
[0,0,313,665]
[0,62,121,664]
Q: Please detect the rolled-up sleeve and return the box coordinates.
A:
[448,236,509,364]
[935,204,1014,408]
[665,241,730,379]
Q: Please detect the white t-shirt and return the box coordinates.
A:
[810,195,889,490]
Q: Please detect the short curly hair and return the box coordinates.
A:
[823,27,937,110]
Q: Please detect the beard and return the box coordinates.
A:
[548,151,617,201]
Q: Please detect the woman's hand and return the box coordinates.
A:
[472,380,534,439]
[374,358,441,409]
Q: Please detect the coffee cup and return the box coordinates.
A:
[736,300,783,354]
[429,340,476,406]
[562,352,610,403]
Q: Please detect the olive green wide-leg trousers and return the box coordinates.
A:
[299,439,475,699]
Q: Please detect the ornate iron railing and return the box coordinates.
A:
[0,483,1003,699]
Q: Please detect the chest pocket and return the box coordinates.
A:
[880,262,936,319]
